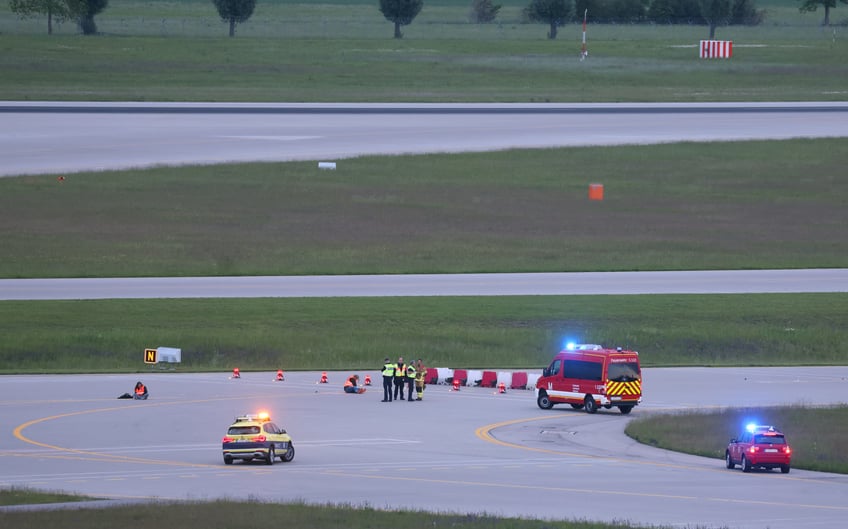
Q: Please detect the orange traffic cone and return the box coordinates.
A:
[364,374,372,386]
[319,372,328,384]
[497,382,506,394]
[275,370,284,382]
[231,367,240,379]
[452,378,461,391]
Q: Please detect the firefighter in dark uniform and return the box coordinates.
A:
[381,357,396,402]
[393,356,406,400]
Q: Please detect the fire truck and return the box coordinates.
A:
[535,343,642,414]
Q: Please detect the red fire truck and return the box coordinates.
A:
[535,343,642,414]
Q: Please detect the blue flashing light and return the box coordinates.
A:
[565,341,577,350]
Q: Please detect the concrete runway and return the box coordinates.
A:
[2,102,848,177]
[2,269,847,300]
[2,368,847,528]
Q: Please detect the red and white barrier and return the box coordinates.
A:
[700,40,733,59]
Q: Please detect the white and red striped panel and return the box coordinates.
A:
[700,40,733,59]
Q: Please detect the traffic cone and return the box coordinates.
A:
[498,382,506,394]
[452,378,461,391]
[275,370,284,382]
[364,374,372,386]
[319,372,328,384]
[231,367,240,379]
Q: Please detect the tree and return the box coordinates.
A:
[799,0,847,26]
[8,0,70,34]
[699,0,732,38]
[469,0,502,23]
[379,0,423,38]
[212,0,257,37]
[66,0,107,34]
[525,0,572,39]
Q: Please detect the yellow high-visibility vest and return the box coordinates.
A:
[382,363,396,376]
[405,364,417,379]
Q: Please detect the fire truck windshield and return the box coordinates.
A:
[608,362,640,382]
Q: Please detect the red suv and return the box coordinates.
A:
[725,424,791,474]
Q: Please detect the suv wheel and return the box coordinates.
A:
[266,446,275,465]
[741,455,751,473]
[780,464,790,474]
[725,452,735,469]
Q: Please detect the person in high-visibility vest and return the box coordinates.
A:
[393,357,406,400]
[414,359,426,401]
[133,381,148,400]
[381,357,396,402]
[344,374,366,394]
[405,361,417,401]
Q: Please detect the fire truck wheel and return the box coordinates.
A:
[619,405,633,415]
[570,403,585,410]
[537,393,554,410]
[584,396,598,414]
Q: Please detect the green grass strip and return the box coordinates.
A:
[626,406,848,474]
[2,293,846,372]
[2,139,846,279]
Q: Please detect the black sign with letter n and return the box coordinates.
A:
[144,348,158,364]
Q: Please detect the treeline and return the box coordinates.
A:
[572,0,765,25]
[515,0,765,26]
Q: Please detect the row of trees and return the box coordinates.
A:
[9,0,848,38]
[9,0,107,34]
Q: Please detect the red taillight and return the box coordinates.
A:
[222,436,234,443]
[253,435,266,443]
[785,446,792,454]
[749,446,758,453]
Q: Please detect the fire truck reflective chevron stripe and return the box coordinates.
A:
[606,380,641,396]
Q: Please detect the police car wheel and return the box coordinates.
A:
[281,443,295,462]
[266,446,275,465]
[223,455,233,465]
[584,396,598,414]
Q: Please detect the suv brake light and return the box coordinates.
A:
[222,436,234,443]
[253,435,266,442]
[784,446,792,454]
[749,446,759,453]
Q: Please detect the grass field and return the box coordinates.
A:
[2,139,846,279]
[2,293,846,372]
[626,405,848,473]
[0,1,846,101]
[0,498,702,529]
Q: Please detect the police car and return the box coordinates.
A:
[221,412,295,465]
[725,424,791,473]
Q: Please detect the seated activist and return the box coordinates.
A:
[343,374,366,394]
[118,381,149,399]
[133,381,149,400]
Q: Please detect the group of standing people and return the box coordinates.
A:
[381,357,426,402]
